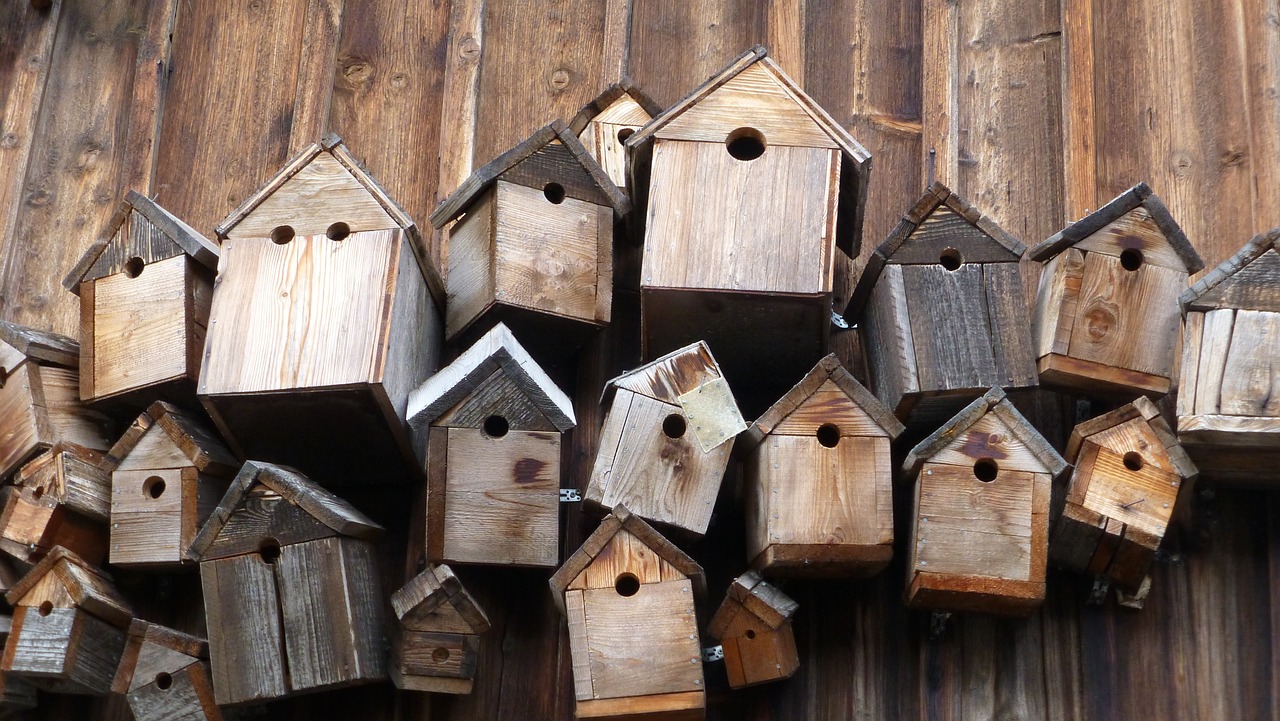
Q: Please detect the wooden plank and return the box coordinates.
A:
[1192,249,1280,312]
[564,589,594,701]
[200,554,286,706]
[127,663,214,721]
[984,262,1038,388]
[581,579,702,701]
[901,263,999,393]
[861,264,919,414]
[1061,0,1097,220]
[1218,310,1280,417]
[567,530,681,592]
[445,189,496,339]
[1193,308,1236,415]
[435,0,487,272]
[915,464,1035,581]
[90,255,191,400]
[627,2,767,109]
[286,0,344,154]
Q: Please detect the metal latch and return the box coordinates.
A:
[701,645,723,662]
[560,489,582,503]
[831,310,850,330]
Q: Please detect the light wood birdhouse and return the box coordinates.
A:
[569,80,663,195]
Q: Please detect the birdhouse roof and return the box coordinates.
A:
[406,322,575,432]
[102,401,238,475]
[1066,396,1198,480]
[5,546,132,628]
[62,191,220,295]
[604,341,725,404]
[391,564,490,634]
[707,571,798,639]
[1180,226,1280,313]
[111,619,208,695]
[430,120,631,228]
[1028,182,1203,272]
[902,388,1068,478]
[567,79,664,135]
[0,321,78,376]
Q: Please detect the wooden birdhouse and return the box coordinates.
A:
[429,120,631,355]
[739,354,905,577]
[189,461,386,705]
[199,133,444,487]
[849,183,1037,427]
[405,323,574,568]
[111,620,221,721]
[0,321,112,481]
[549,505,707,720]
[62,191,220,406]
[902,388,1067,617]
[0,444,110,564]
[569,80,663,194]
[1029,183,1203,398]
[104,401,238,568]
[0,616,36,713]
[389,564,490,694]
[1051,397,1197,590]
[1178,227,1280,483]
[1,546,132,695]
[706,571,798,689]
[625,45,871,394]
[586,341,746,537]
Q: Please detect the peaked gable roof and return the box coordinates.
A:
[103,401,238,475]
[604,340,725,405]
[1067,396,1197,480]
[902,387,1067,478]
[0,321,78,375]
[1181,226,1280,313]
[568,79,664,135]
[391,564,490,634]
[707,571,797,639]
[5,546,132,627]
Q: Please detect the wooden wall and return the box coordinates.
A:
[1,0,1278,719]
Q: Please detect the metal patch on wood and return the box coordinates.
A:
[678,377,746,453]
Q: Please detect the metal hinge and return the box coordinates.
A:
[559,489,582,503]
[702,645,724,662]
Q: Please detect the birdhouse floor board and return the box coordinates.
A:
[389,667,473,695]
[906,572,1044,618]
[575,690,705,720]
[1038,354,1171,398]
[580,580,702,702]
[1178,415,1280,447]
[750,543,893,578]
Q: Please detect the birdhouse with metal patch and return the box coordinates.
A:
[389,564,490,695]
[0,443,111,564]
[706,571,798,689]
[110,620,221,721]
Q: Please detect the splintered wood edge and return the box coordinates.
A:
[1181,226,1280,312]
[0,321,79,368]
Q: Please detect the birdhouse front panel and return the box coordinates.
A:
[111,467,221,566]
[3,606,126,695]
[126,662,220,721]
[111,620,220,721]
[14,444,110,523]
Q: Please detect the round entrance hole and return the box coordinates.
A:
[1123,452,1145,471]
[615,573,640,597]
[617,127,635,143]
[259,538,281,565]
[816,423,841,448]
[326,221,351,241]
[432,647,451,663]
[484,415,509,438]
[543,182,566,204]
[973,458,999,483]
[271,225,295,245]
[939,248,963,271]
[745,629,757,640]
[38,601,52,617]
[726,127,766,161]
[662,413,686,439]
[124,257,145,278]
[155,672,173,690]
[1120,248,1144,271]
[144,476,166,499]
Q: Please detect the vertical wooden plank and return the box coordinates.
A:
[118,0,179,197]
[1061,0,1097,220]
[628,0,767,108]
[201,554,287,706]
[921,0,959,186]
[1238,0,1280,232]
[767,0,806,83]
[288,0,346,153]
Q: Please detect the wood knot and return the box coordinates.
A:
[343,60,374,85]
[459,36,481,60]
[1083,304,1117,341]
[390,72,408,89]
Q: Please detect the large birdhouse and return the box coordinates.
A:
[105,401,238,568]
[1051,397,1196,590]
[1,547,132,695]
[199,134,444,487]
[0,444,110,564]
[569,80,663,195]
[739,354,904,577]
[586,341,746,537]
[189,461,387,705]
[850,183,1037,427]
[706,571,799,689]
[1029,183,1203,398]
[549,506,707,720]
[902,388,1067,617]
[625,45,871,394]
[111,620,222,721]
[389,564,490,694]
[406,323,574,568]
[62,191,220,406]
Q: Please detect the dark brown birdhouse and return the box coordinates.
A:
[199,133,444,487]
[389,564,490,695]
[549,505,707,721]
[569,80,663,196]
[849,183,1037,428]
[586,341,746,537]
[110,620,221,721]
[189,461,387,705]
[0,444,110,564]
[902,388,1067,617]
[0,616,36,712]
[406,323,574,568]
[739,354,904,577]
[62,191,220,407]
[1051,397,1196,591]
[1030,183,1203,398]
[706,571,798,689]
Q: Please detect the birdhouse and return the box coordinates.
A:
[0,444,110,564]
[549,505,707,720]
[706,571,798,689]
[429,120,630,356]
[569,80,663,195]
[62,191,220,406]
[1,546,132,695]
[739,354,905,577]
[902,388,1067,617]
[625,45,871,394]
[189,461,386,705]
[1177,227,1280,483]
[586,341,746,537]
[849,183,1037,427]
[0,321,112,481]
[389,564,490,694]
[405,323,574,568]
[199,133,444,487]
[110,620,221,721]
[104,401,238,568]
[1051,397,1197,590]
[1029,183,1203,398]
[0,616,36,713]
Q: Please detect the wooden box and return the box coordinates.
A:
[740,354,904,577]
[406,323,575,568]
[902,388,1067,617]
[706,571,799,689]
[569,81,662,195]
[389,564,490,695]
[549,506,707,720]
[199,134,444,487]
[1030,183,1203,398]
[0,444,110,564]
[111,620,222,721]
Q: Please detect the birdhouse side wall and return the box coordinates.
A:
[0,488,107,565]
[445,190,497,339]
[0,363,111,481]
[18,447,111,522]
[860,264,917,417]
[379,235,443,424]
[4,606,126,695]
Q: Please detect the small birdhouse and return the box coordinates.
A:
[1178,227,1280,483]
[0,616,36,712]
[62,191,220,406]
[429,120,630,355]
[739,354,904,577]
[110,620,221,721]
[849,183,1037,427]
[625,45,871,393]
[1051,397,1197,590]
[406,323,574,568]
[1,546,132,695]
[389,564,490,695]
[0,321,112,481]
[0,444,110,564]
[189,461,386,705]
[902,388,1067,617]
[105,401,238,568]
[586,341,747,537]
[1029,183,1203,398]
[569,80,663,194]
[200,134,444,487]
[706,571,799,689]
[549,505,707,720]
